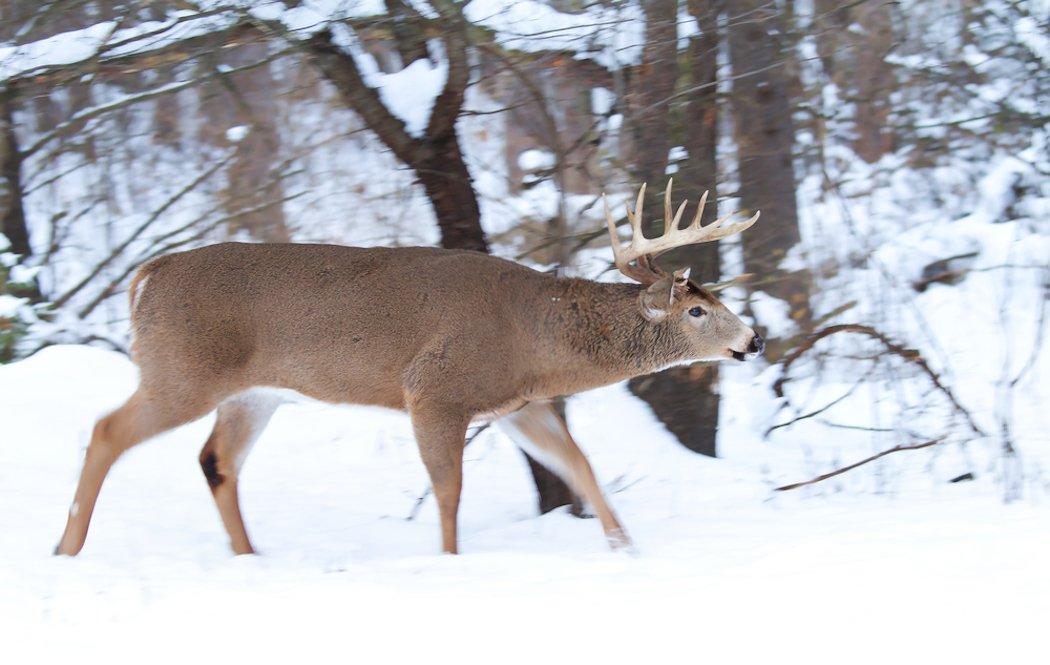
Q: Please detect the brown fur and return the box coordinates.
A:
[55,242,758,556]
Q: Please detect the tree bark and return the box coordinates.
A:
[0,87,30,260]
[814,0,895,163]
[631,0,679,184]
[384,0,430,68]
[628,0,723,457]
[727,0,811,333]
[305,21,488,253]
[415,139,486,252]
[852,2,895,162]
[194,42,291,243]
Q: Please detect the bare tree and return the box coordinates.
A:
[728,0,811,337]
[813,0,896,162]
[0,87,30,261]
[301,3,487,251]
[628,0,725,457]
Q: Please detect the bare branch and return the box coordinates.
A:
[774,324,986,439]
[775,438,944,492]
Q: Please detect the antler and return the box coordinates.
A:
[603,179,760,285]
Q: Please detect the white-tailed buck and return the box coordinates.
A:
[55,180,763,556]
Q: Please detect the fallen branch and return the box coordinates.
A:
[775,438,944,492]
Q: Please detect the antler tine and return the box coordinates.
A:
[662,179,690,235]
[626,182,646,238]
[602,193,619,259]
[669,199,689,234]
[703,210,761,240]
[603,190,665,284]
[689,190,710,229]
[605,181,758,285]
[663,179,673,231]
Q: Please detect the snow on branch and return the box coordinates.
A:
[464,0,645,68]
[0,1,384,86]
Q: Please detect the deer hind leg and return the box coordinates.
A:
[54,388,219,556]
[199,390,282,555]
[500,401,632,551]
[409,403,469,554]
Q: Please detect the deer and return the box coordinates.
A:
[54,180,764,557]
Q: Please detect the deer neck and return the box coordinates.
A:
[532,278,690,394]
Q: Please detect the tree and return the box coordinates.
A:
[620,0,730,457]
[813,0,896,163]
[296,5,577,512]
[302,3,487,252]
[628,0,724,457]
[727,0,811,338]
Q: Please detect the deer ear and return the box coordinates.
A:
[640,275,676,320]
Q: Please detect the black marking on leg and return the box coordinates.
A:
[200,450,225,489]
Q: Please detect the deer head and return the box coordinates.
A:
[603,180,764,362]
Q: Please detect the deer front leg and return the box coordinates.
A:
[409,403,469,554]
[500,401,632,551]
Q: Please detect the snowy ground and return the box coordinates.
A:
[2,345,1048,663]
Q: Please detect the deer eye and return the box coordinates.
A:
[688,306,705,317]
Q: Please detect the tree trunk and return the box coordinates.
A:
[630,0,678,187]
[197,43,291,243]
[813,0,895,163]
[307,23,571,510]
[384,0,430,68]
[416,139,488,252]
[628,0,723,457]
[727,0,811,336]
[0,88,30,259]
[852,2,895,163]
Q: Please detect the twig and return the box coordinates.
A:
[775,438,944,491]
[766,364,876,436]
[774,324,986,438]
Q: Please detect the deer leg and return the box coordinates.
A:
[500,401,632,551]
[55,389,218,556]
[409,404,469,554]
[199,390,282,555]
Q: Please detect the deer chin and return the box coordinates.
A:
[729,349,747,361]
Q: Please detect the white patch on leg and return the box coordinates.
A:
[69,502,79,518]
[498,409,573,483]
[223,388,285,471]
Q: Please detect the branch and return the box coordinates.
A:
[425,0,470,140]
[301,27,420,166]
[21,47,289,158]
[774,324,986,438]
[774,438,944,492]
[4,9,252,89]
[50,152,234,310]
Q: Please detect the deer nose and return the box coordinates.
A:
[747,333,765,355]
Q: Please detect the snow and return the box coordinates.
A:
[0,21,118,81]
[465,0,646,68]
[371,58,449,138]
[0,293,27,317]
[2,345,1048,662]
[0,2,388,84]
[325,25,449,138]
[3,2,1049,657]
[225,125,250,143]
[517,148,555,172]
